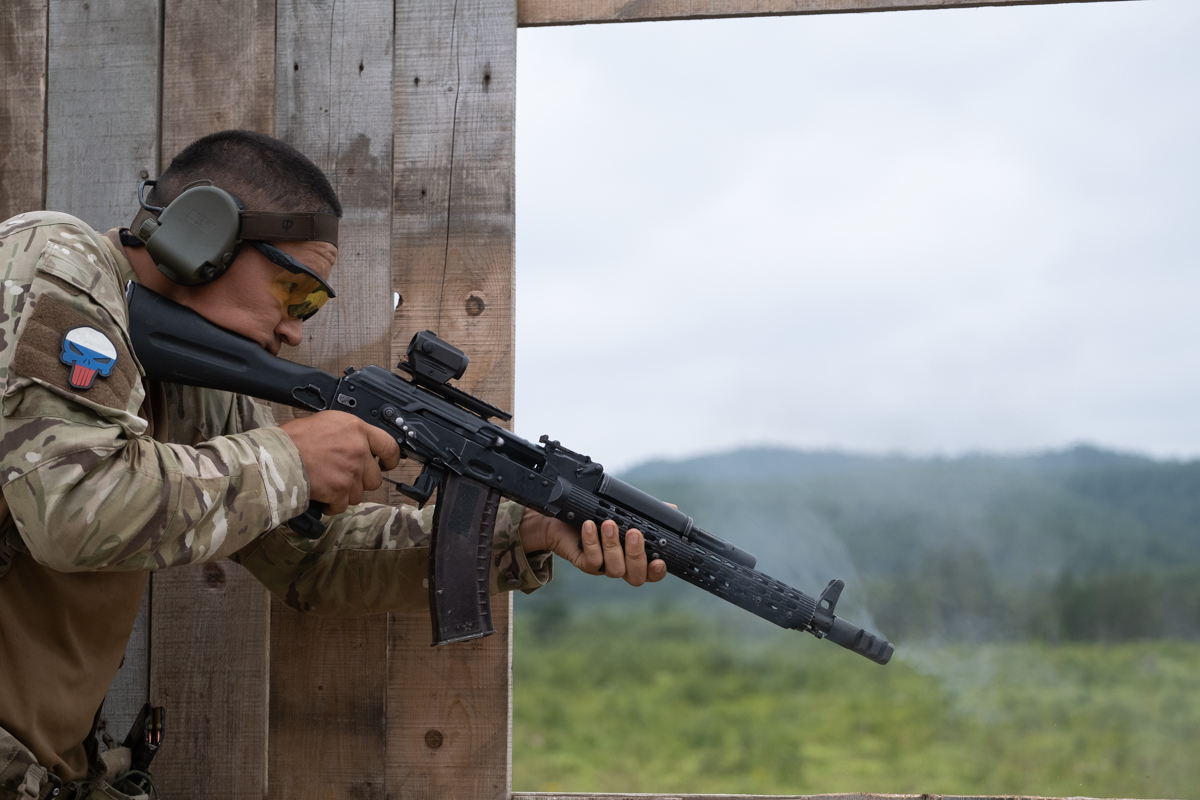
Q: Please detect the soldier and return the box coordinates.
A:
[0,130,665,799]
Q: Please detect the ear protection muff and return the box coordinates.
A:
[134,180,245,285]
[131,178,341,287]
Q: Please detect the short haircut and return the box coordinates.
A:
[149,130,343,218]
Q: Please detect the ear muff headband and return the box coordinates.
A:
[132,179,339,287]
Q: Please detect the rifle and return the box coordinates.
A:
[126,282,893,664]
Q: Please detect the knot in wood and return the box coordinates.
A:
[202,563,225,587]
[424,729,444,749]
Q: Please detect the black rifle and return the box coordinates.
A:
[126,283,893,665]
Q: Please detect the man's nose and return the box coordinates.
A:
[276,317,303,347]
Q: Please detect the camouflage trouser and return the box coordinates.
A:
[0,729,150,800]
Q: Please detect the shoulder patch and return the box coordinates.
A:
[61,327,118,389]
[12,295,137,410]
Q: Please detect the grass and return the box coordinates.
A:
[513,608,1200,798]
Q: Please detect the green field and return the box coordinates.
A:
[513,609,1200,798]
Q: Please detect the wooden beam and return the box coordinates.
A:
[150,1,276,798]
[0,0,47,221]
[43,0,160,744]
[268,0,395,797]
[517,0,1133,27]
[388,0,518,796]
[512,795,1135,799]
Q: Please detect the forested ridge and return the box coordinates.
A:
[518,445,1200,643]
[512,445,1200,796]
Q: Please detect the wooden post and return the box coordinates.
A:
[44,0,159,232]
[387,0,519,797]
[267,1,395,798]
[516,0,1132,27]
[0,0,47,220]
[148,1,276,797]
[42,0,161,745]
[0,1,1137,798]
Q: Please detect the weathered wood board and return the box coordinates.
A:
[268,0,395,797]
[513,795,1139,799]
[45,0,159,232]
[517,0,1132,26]
[388,0,519,796]
[150,561,271,797]
[149,2,276,797]
[101,586,149,754]
[516,791,1142,796]
[42,0,161,744]
[160,0,275,161]
[2,0,1146,798]
[0,0,48,221]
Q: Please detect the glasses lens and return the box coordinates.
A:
[248,240,336,321]
[287,288,330,321]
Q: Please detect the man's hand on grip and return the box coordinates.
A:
[280,410,401,515]
[519,508,667,587]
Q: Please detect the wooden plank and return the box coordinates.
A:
[274,0,395,374]
[387,603,515,799]
[0,0,47,221]
[517,0,1132,27]
[43,0,160,748]
[150,561,270,797]
[150,2,276,798]
[586,796,1137,799]
[45,0,158,231]
[268,611,388,800]
[388,0,518,796]
[160,0,275,162]
[100,584,150,749]
[267,0,394,797]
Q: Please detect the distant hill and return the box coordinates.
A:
[517,445,1200,643]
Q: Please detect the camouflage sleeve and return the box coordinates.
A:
[231,499,552,615]
[0,215,312,571]
[2,417,309,571]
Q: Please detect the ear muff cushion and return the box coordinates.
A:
[145,186,242,285]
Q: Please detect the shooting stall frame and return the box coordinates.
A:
[0,0,1131,797]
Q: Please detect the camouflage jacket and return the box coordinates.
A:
[0,211,550,781]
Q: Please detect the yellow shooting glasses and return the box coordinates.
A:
[248,240,336,321]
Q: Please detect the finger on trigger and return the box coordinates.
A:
[363,455,384,492]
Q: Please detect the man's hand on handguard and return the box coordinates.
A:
[518,508,668,587]
[280,411,402,515]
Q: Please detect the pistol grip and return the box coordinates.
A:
[287,502,327,539]
[429,473,500,645]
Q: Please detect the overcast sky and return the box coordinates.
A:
[511,0,1200,471]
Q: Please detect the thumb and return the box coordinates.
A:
[364,422,401,470]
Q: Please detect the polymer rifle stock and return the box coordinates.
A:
[126,283,893,664]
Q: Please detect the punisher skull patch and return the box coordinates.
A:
[60,327,118,389]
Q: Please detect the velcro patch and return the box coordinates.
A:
[12,294,138,411]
